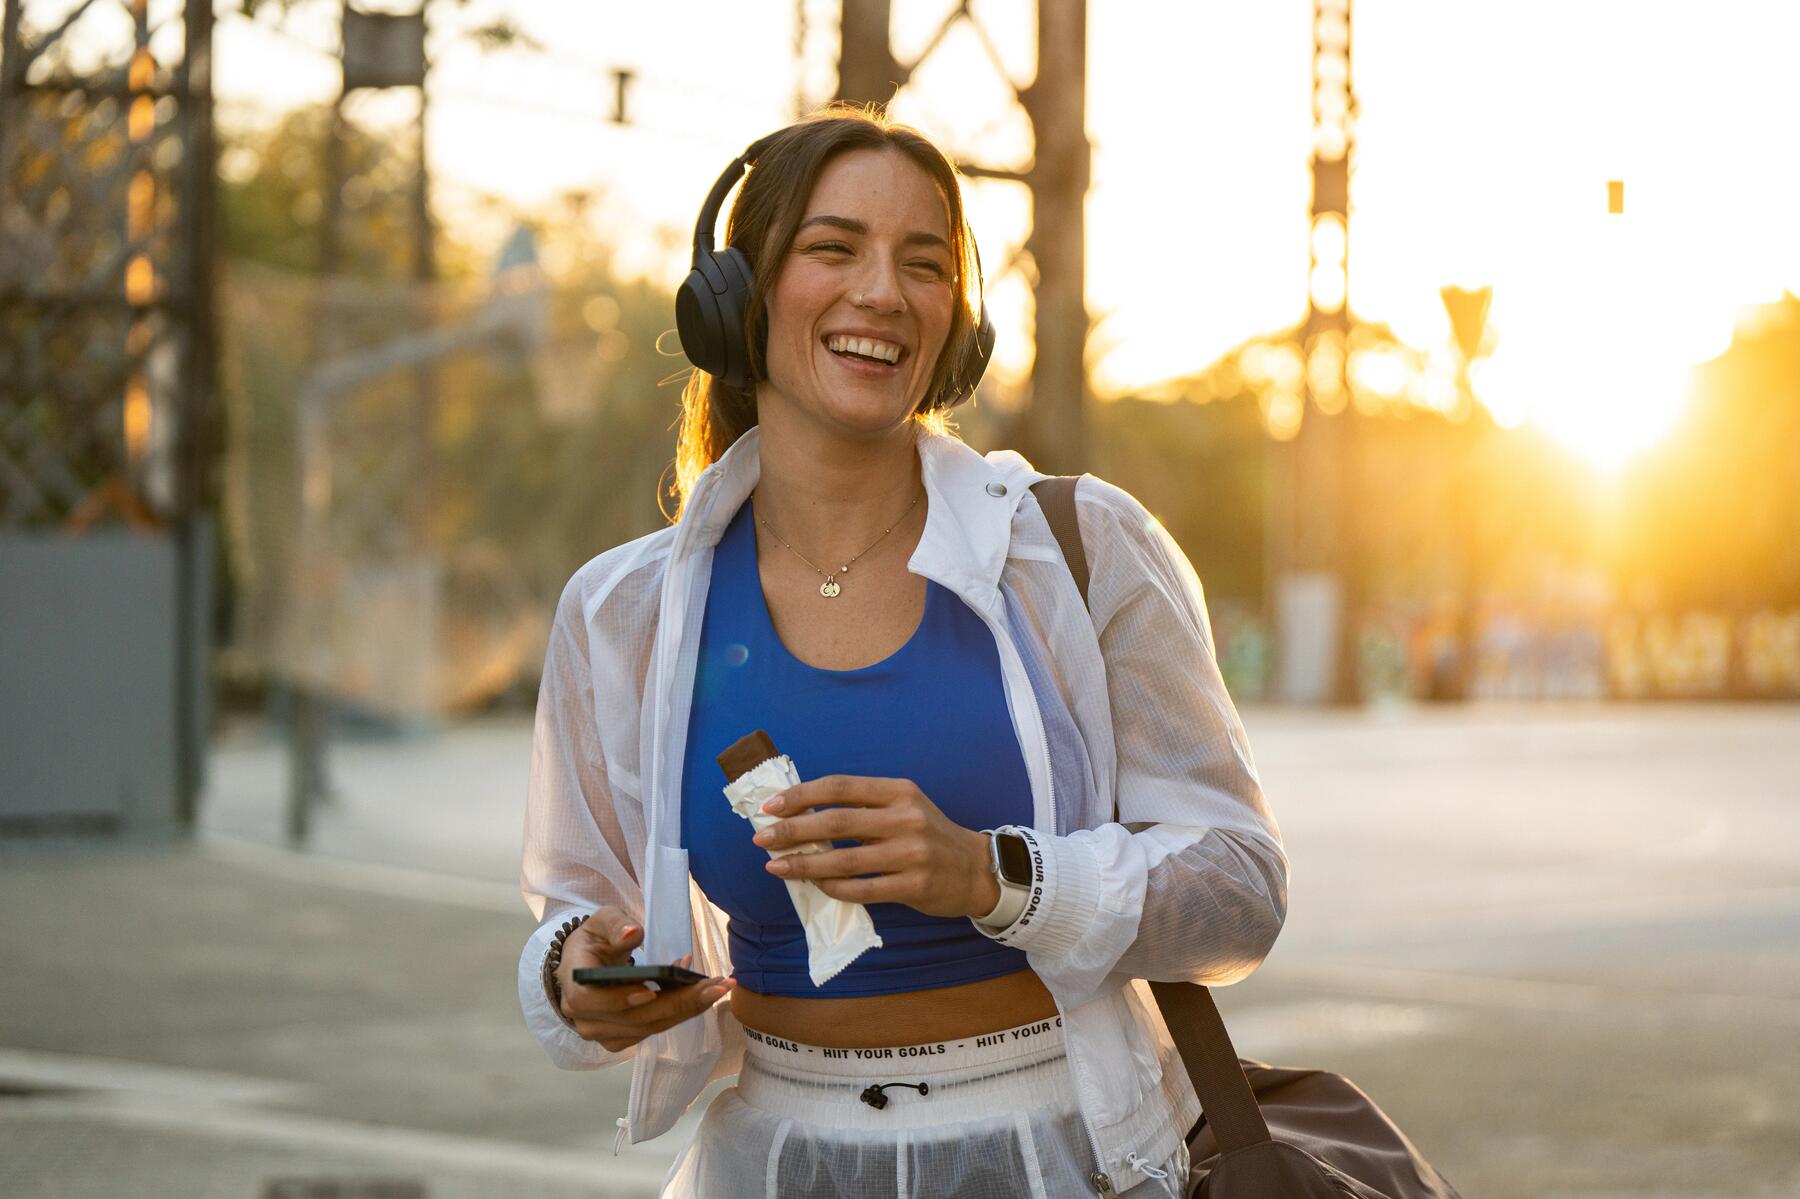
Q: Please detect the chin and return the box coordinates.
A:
[811,387,926,435]
[826,405,921,439]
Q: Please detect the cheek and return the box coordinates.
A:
[765,274,831,361]
[762,302,814,377]
[918,293,958,360]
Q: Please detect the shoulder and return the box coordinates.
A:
[976,442,1151,530]
[980,446,1165,572]
[1070,473,1155,532]
[553,524,677,633]
[1064,473,1203,630]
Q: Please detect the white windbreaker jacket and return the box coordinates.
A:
[517,424,1288,1196]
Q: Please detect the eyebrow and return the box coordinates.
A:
[796,214,951,252]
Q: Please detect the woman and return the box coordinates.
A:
[518,107,1288,1198]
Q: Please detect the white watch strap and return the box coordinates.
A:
[975,831,1032,930]
[978,881,1029,929]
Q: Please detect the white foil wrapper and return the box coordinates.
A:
[722,754,882,986]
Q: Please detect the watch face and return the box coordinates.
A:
[995,833,1033,886]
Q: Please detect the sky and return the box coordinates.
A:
[206,0,1800,468]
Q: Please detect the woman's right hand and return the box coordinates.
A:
[555,907,734,1052]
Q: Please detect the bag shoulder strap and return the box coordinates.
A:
[1028,475,1090,602]
[1027,475,1274,1153]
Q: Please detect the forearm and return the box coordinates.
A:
[1108,825,1287,985]
[975,822,1286,1003]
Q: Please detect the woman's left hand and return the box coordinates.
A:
[752,775,1002,919]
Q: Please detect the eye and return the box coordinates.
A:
[908,259,949,279]
[801,240,852,255]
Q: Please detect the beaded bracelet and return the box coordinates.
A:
[542,913,590,1015]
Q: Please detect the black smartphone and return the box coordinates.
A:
[573,964,709,988]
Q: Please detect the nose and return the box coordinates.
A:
[850,254,906,315]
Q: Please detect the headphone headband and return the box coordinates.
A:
[691,134,777,258]
[675,128,994,406]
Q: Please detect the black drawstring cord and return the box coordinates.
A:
[859,1081,930,1109]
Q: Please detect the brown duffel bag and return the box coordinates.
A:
[1151,982,1461,1198]
[1032,478,1463,1198]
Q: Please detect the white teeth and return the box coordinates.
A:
[828,335,901,363]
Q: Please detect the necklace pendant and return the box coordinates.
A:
[819,578,841,598]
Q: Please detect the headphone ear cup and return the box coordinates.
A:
[676,246,757,389]
[935,301,996,410]
[676,267,726,379]
[713,247,755,390]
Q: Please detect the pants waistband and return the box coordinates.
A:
[735,1017,1075,1129]
[738,1015,1067,1079]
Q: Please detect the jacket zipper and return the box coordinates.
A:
[1006,607,1116,1197]
[621,514,703,1152]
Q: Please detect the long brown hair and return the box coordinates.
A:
[663,105,982,522]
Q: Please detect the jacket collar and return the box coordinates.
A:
[672,424,1039,607]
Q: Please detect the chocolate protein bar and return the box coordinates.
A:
[717,728,780,783]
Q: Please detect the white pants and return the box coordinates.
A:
[661,1017,1186,1198]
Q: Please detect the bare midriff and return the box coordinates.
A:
[728,968,1059,1049]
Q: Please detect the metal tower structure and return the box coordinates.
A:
[1296,0,1360,704]
[1259,0,1366,705]
[0,0,217,835]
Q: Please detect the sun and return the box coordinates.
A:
[1464,207,1743,474]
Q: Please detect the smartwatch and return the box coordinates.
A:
[976,829,1034,929]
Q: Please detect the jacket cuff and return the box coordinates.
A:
[517,913,630,1071]
[974,825,1100,958]
[975,824,1148,1004]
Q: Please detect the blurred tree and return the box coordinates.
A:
[1090,395,1266,606]
[219,105,427,276]
[1612,294,1800,611]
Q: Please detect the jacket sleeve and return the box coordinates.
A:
[516,571,644,1071]
[981,478,1289,1003]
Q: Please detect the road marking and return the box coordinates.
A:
[1305,882,1800,947]
[1219,999,1455,1059]
[1255,960,1800,1025]
[0,1094,672,1195]
[0,1047,306,1105]
[199,833,523,915]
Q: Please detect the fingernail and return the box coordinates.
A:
[763,792,787,813]
[751,829,772,845]
[765,859,790,876]
[626,990,655,1007]
[621,925,640,939]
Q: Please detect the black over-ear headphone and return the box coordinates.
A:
[675,132,996,409]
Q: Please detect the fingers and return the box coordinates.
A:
[814,875,910,905]
[568,907,648,964]
[761,775,911,817]
[767,841,917,881]
[753,804,903,851]
[571,973,735,1050]
[583,907,644,963]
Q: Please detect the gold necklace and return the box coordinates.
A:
[755,490,921,598]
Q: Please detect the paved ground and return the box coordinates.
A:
[4,703,1797,1197]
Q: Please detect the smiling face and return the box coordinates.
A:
[758,147,958,440]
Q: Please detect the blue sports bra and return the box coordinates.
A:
[680,498,1034,997]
